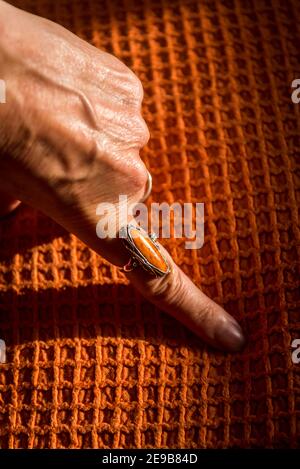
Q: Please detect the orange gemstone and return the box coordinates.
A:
[130,228,169,274]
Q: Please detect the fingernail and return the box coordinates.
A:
[215,319,246,352]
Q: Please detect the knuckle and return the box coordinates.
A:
[196,297,215,324]
[129,73,144,102]
[133,115,150,147]
[120,158,148,194]
[133,160,148,192]
[148,276,172,301]
[149,266,186,305]
[124,71,144,105]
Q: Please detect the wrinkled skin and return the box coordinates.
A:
[0,0,245,352]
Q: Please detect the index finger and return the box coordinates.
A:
[109,224,246,352]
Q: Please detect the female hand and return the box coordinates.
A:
[0,0,245,352]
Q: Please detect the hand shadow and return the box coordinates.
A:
[0,205,209,354]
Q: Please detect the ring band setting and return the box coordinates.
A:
[141,170,152,202]
[120,224,171,277]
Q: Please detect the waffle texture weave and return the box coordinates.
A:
[0,0,299,449]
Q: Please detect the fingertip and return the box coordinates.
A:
[214,319,246,353]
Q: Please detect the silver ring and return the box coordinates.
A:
[119,224,171,277]
[141,170,152,202]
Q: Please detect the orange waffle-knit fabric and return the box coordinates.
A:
[0,0,299,449]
